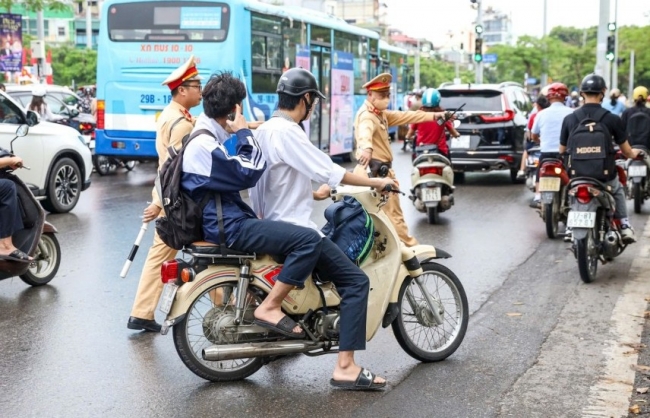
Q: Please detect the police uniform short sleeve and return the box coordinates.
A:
[356,114,375,151]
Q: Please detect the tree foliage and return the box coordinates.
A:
[49,45,96,86]
[0,0,69,13]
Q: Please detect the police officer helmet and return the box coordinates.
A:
[421,88,441,107]
[580,74,607,94]
[277,68,325,99]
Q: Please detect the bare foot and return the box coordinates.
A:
[332,364,386,385]
[254,305,301,334]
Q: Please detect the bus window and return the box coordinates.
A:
[355,37,368,93]
[390,53,402,92]
[311,25,330,44]
[369,38,378,55]
[108,2,229,42]
[369,55,379,79]
[282,18,307,71]
[252,13,283,93]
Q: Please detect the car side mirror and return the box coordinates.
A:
[69,107,80,117]
[25,110,39,126]
[16,124,28,137]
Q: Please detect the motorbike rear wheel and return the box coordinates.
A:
[634,182,642,214]
[392,262,468,362]
[19,233,60,286]
[576,229,598,283]
[172,281,265,382]
[94,155,112,176]
[427,206,439,224]
[544,195,559,239]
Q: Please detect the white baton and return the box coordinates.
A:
[120,222,149,278]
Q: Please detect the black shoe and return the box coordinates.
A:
[127,316,162,332]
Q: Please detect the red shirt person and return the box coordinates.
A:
[406,88,459,158]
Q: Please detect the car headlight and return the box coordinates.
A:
[78,135,89,146]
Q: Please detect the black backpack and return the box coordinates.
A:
[626,110,650,147]
[155,129,214,250]
[566,110,615,181]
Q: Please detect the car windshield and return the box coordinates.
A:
[440,90,503,112]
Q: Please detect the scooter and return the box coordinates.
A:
[0,126,61,286]
[93,155,137,176]
[525,146,541,192]
[156,185,469,383]
[410,144,455,224]
[538,157,570,239]
[627,146,649,214]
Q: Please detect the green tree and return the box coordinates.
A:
[0,0,69,13]
[49,45,96,86]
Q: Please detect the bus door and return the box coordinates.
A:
[309,44,331,152]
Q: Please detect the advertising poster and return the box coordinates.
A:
[0,13,22,74]
[330,51,354,155]
[295,45,310,134]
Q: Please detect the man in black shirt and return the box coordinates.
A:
[559,74,642,244]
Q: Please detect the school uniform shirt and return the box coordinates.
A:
[531,102,575,153]
[249,116,346,231]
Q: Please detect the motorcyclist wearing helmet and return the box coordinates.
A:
[559,74,642,243]
[621,86,650,169]
[250,67,397,390]
[622,86,650,129]
[517,95,550,179]
[529,82,575,208]
[405,88,459,161]
[602,87,626,116]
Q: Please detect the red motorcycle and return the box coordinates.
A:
[538,158,571,239]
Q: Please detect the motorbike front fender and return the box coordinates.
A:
[632,176,645,184]
[43,221,58,234]
[390,244,451,303]
[541,192,556,204]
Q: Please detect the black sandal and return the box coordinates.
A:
[330,368,387,391]
[0,249,33,263]
[253,316,305,339]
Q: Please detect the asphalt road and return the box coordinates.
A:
[1,143,649,418]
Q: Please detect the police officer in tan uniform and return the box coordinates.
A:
[354,73,449,247]
[127,56,203,332]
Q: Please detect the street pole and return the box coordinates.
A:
[414,38,420,90]
[475,0,483,84]
[541,0,548,87]
[628,50,635,102]
[595,0,610,86]
[86,1,93,49]
[612,0,618,90]
[36,10,45,83]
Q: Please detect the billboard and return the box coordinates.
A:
[0,13,23,74]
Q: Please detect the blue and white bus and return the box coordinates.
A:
[95,0,411,160]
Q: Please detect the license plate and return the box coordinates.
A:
[159,283,178,314]
[421,187,441,202]
[629,165,647,177]
[567,211,596,228]
[539,177,561,192]
[451,135,470,149]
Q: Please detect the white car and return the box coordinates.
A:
[0,91,92,213]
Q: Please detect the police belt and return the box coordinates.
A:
[369,159,392,178]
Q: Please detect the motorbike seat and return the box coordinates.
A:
[541,158,564,165]
[187,241,256,257]
[568,177,610,192]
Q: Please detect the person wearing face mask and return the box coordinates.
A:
[353,73,450,247]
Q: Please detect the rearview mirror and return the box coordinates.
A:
[16,125,28,137]
[25,110,39,126]
[453,120,461,128]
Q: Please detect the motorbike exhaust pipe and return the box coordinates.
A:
[605,231,619,246]
[202,340,325,361]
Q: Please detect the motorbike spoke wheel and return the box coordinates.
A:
[634,182,642,214]
[19,233,61,286]
[172,281,265,382]
[576,229,598,283]
[392,262,468,362]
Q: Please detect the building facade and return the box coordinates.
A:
[482,7,513,47]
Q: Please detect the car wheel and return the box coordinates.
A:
[41,157,82,213]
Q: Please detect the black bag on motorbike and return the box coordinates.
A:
[321,195,375,265]
[626,110,650,147]
[155,129,214,250]
[566,110,615,181]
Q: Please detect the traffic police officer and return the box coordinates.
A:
[354,73,449,247]
[127,56,203,332]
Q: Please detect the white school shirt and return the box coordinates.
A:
[250,116,346,231]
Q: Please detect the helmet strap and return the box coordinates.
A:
[301,95,314,123]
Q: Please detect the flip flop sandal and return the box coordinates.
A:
[0,249,33,263]
[253,316,306,339]
[330,368,387,391]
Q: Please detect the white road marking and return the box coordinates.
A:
[582,219,650,417]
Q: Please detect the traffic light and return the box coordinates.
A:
[606,35,615,61]
[608,22,616,32]
[475,24,483,35]
[474,38,483,62]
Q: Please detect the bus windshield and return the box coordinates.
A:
[108,1,230,42]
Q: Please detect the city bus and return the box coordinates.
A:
[95,0,412,161]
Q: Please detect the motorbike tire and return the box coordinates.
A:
[544,196,559,239]
[392,262,469,362]
[94,155,112,176]
[427,206,439,224]
[19,233,60,286]
[172,280,265,382]
[576,230,598,283]
[41,157,82,214]
[634,182,642,214]
[123,160,136,171]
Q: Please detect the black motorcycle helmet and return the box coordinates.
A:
[277,67,326,99]
[580,74,607,94]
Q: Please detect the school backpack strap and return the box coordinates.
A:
[169,116,186,136]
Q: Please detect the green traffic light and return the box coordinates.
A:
[606,52,615,61]
[608,22,616,31]
[475,25,483,34]
[474,54,483,62]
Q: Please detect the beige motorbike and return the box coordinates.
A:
[157,186,469,382]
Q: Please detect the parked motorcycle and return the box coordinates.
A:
[538,157,570,239]
[566,177,626,283]
[92,155,136,176]
[156,185,469,382]
[627,146,649,214]
[410,144,455,224]
[1,126,61,286]
[525,146,541,192]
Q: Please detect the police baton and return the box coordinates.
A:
[120,221,149,278]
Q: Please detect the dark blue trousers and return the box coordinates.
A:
[0,178,23,239]
[315,238,369,352]
[232,218,323,287]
